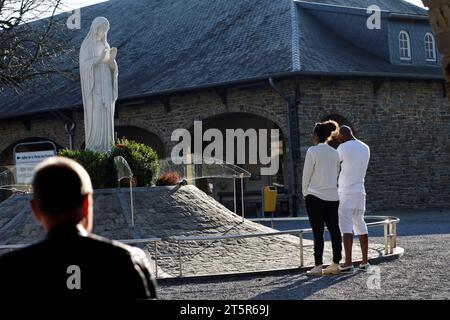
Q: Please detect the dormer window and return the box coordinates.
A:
[424,33,436,62]
[399,31,411,61]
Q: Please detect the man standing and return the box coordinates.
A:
[0,157,157,299]
[337,126,371,273]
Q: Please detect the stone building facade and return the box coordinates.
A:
[1,0,449,213]
[1,77,449,212]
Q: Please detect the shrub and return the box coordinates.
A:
[58,138,159,189]
[109,138,159,187]
[155,171,181,186]
[57,149,109,189]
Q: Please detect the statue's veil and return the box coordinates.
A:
[80,17,110,97]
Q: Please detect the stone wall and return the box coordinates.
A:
[1,77,449,212]
[299,78,450,211]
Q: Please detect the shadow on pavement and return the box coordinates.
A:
[251,272,359,300]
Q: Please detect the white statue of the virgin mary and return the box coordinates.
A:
[80,17,118,152]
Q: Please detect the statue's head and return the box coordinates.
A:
[90,17,110,41]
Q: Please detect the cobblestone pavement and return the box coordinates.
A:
[158,211,450,300]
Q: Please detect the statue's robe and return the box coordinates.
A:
[80,18,118,153]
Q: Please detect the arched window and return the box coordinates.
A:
[424,33,436,62]
[399,31,411,60]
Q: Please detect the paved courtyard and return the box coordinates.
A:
[158,210,450,300]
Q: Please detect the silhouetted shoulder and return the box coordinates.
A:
[0,232,157,299]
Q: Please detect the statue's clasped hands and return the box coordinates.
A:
[109,47,117,60]
[101,47,117,63]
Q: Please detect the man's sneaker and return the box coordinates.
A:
[358,263,371,272]
[323,263,340,275]
[307,265,323,276]
[340,265,355,274]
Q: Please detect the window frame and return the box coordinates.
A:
[399,30,412,61]
[424,32,437,62]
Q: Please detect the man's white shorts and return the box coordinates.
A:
[338,193,368,236]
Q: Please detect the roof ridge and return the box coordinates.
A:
[294,0,427,15]
[296,0,389,12]
[290,0,302,71]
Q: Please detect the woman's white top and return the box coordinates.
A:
[302,143,340,201]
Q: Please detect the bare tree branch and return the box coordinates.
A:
[0,0,76,93]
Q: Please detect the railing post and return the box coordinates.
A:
[384,221,389,255]
[241,175,245,222]
[389,221,394,254]
[392,221,397,249]
[154,241,158,279]
[233,178,237,214]
[299,231,304,267]
[130,176,134,228]
[178,240,183,277]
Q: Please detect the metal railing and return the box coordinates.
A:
[249,215,400,255]
[0,216,399,279]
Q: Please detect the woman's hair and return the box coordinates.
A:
[313,120,340,143]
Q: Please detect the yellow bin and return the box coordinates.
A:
[263,186,278,213]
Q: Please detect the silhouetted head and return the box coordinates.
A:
[31,157,94,233]
[338,125,355,143]
[312,120,339,145]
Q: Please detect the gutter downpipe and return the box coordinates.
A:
[268,77,299,216]
[64,122,76,150]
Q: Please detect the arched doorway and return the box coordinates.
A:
[187,112,288,216]
[115,126,166,159]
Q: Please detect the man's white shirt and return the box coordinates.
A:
[337,139,370,195]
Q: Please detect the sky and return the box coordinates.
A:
[64,0,426,11]
[64,0,107,11]
[406,0,425,8]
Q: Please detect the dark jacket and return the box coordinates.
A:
[0,223,157,299]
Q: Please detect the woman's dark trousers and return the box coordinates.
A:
[305,195,342,266]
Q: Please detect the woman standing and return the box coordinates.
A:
[302,121,342,276]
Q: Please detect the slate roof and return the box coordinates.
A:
[297,1,442,76]
[304,0,427,15]
[0,0,442,120]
